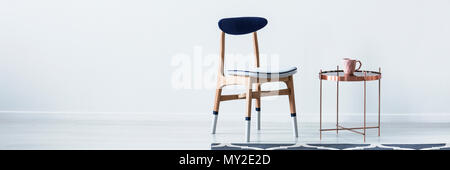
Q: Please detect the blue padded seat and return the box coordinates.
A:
[218,17,268,35]
[226,66,297,78]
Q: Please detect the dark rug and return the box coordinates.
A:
[211,143,450,150]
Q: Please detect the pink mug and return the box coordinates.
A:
[342,58,362,75]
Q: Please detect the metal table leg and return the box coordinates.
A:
[364,71,367,142]
[336,66,339,135]
[320,69,322,140]
[378,67,381,136]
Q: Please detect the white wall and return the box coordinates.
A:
[1,0,450,118]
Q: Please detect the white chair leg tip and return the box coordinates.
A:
[211,113,219,134]
[245,118,251,142]
[291,113,299,138]
[256,111,261,130]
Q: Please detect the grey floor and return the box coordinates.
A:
[0,112,449,150]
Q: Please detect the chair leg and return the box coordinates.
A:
[255,83,261,130]
[245,82,253,142]
[211,88,222,134]
[286,76,299,138]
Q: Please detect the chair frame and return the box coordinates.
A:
[211,31,298,142]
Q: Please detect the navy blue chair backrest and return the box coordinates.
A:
[218,17,268,35]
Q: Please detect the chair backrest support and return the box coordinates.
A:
[219,31,260,77]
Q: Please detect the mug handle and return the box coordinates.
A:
[355,60,362,71]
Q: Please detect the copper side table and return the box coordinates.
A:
[319,67,381,142]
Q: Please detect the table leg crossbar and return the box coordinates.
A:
[321,125,380,135]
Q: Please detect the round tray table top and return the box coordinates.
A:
[320,70,381,81]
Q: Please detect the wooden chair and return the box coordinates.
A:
[211,17,299,142]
